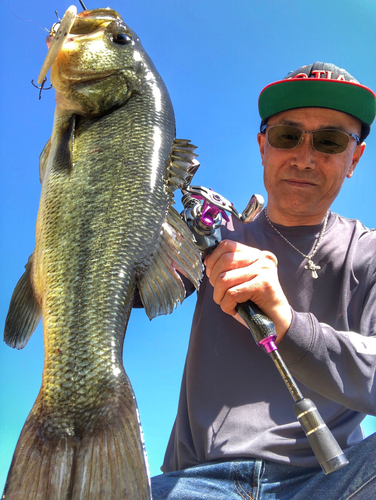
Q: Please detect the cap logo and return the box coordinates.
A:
[286,70,357,83]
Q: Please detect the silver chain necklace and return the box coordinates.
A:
[264,209,329,279]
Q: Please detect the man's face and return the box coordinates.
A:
[257,107,365,225]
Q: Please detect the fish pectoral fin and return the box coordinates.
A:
[54,113,76,172]
[4,254,41,349]
[39,137,51,184]
[167,139,199,192]
[138,206,203,319]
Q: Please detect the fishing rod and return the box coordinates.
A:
[181,183,349,475]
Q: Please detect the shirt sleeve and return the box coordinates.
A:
[278,276,376,416]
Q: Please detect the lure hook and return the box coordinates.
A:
[31,78,52,100]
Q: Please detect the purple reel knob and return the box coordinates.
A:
[191,193,230,227]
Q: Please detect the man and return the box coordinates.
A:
[151,62,376,499]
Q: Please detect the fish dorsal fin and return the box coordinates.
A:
[138,206,203,319]
[39,138,51,184]
[166,139,199,193]
[4,254,42,349]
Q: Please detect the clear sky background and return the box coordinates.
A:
[1,0,376,489]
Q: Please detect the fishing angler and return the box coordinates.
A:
[150,63,376,499]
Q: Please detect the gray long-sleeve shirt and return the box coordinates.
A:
[161,210,376,472]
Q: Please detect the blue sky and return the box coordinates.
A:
[1,0,376,488]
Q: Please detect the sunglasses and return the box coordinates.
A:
[261,124,361,154]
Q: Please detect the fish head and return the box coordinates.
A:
[50,8,149,115]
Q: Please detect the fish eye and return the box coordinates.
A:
[112,33,132,45]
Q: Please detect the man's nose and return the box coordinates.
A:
[290,132,317,169]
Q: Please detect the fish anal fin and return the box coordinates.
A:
[138,206,203,319]
[4,254,42,350]
[3,375,151,499]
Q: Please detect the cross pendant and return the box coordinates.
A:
[305,259,321,279]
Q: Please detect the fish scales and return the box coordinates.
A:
[3,8,202,499]
[37,98,174,432]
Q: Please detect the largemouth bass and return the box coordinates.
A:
[3,7,202,499]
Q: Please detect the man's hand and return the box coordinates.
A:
[204,240,292,343]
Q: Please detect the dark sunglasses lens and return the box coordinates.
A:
[267,126,302,149]
[312,130,349,154]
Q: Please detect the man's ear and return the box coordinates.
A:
[347,142,366,178]
[257,133,265,163]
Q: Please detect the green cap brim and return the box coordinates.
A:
[259,79,376,127]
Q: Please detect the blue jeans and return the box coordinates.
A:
[151,433,376,499]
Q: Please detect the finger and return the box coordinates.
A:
[209,249,277,296]
[263,250,278,267]
[217,284,251,316]
[218,279,265,316]
[204,240,238,277]
[205,241,261,280]
[211,265,258,305]
[212,256,280,313]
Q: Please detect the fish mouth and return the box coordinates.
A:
[56,63,138,87]
[51,9,134,84]
[57,69,117,84]
[40,8,125,86]
[70,8,123,35]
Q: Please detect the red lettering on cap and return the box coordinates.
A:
[336,75,347,81]
[312,70,326,79]
[294,73,309,79]
[326,71,333,79]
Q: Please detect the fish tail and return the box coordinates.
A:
[3,385,151,499]
[2,411,75,499]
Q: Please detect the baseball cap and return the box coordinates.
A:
[258,62,376,142]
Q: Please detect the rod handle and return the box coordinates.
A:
[236,300,277,344]
[294,398,348,474]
